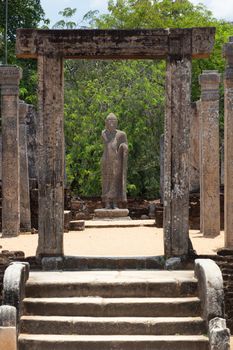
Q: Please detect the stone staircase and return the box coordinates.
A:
[18,270,209,350]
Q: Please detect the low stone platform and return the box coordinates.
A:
[85,220,155,228]
[94,208,131,220]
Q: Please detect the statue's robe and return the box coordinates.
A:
[101,129,128,203]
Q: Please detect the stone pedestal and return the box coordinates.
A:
[164,54,191,257]
[223,37,233,247]
[199,70,220,237]
[0,66,22,237]
[19,101,31,232]
[94,208,131,220]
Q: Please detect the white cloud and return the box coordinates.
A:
[90,0,108,6]
[191,0,233,21]
[40,0,233,25]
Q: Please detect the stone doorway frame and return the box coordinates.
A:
[16,28,215,258]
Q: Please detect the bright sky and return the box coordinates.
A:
[40,0,233,26]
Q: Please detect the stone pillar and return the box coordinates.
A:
[0,66,22,237]
[223,37,233,247]
[19,101,31,232]
[160,134,164,204]
[189,102,200,193]
[199,70,220,237]
[36,55,64,257]
[26,104,38,188]
[164,56,192,257]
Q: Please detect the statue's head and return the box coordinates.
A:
[105,113,118,132]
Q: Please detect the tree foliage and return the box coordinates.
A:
[2,0,232,198]
[0,0,46,104]
[62,1,233,198]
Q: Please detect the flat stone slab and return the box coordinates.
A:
[27,270,196,284]
[94,209,129,219]
[69,221,85,231]
[85,220,155,228]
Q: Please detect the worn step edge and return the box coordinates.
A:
[20,316,206,335]
[25,281,197,298]
[18,334,209,349]
[23,296,201,317]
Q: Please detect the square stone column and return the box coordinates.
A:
[160,134,164,204]
[199,70,221,237]
[36,55,64,257]
[164,56,192,257]
[19,101,31,232]
[223,37,233,247]
[189,102,200,193]
[0,66,22,237]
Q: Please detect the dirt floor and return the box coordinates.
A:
[0,226,226,257]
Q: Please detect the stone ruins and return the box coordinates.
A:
[0,27,233,350]
[0,29,232,256]
[13,27,215,258]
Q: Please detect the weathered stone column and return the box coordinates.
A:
[0,66,22,237]
[199,70,220,237]
[189,102,200,193]
[160,134,164,204]
[36,55,64,257]
[164,50,192,256]
[223,37,233,247]
[26,104,38,188]
[19,101,31,232]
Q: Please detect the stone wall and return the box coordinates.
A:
[155,191,224,230]
[69,197,158,220]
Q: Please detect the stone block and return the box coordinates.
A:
[165,257,182,270]
[209,317,230,350]
[0,305,16,327]
[42,257,64,271]
[69,220,85,231]
[94,208,130,219]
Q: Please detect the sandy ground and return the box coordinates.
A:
[1,224,233,346]
[0,226,226,257]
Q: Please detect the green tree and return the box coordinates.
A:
[0,0,46,104]
[63,1,233,198]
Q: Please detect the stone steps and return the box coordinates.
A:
[20,315,206,335]
[18,334,209,350]
[23,296,201,317]
[18,270,208,350]
[25,270,198,298]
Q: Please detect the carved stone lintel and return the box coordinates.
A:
[16,28,215,60]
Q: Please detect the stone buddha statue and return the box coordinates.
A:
[101,113,128,209]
